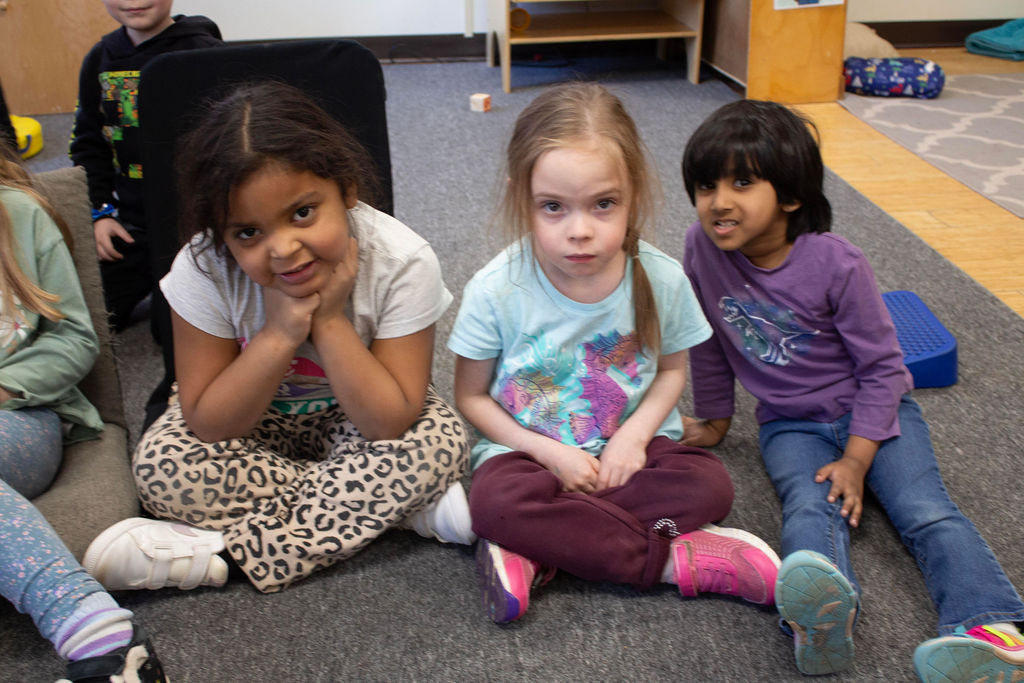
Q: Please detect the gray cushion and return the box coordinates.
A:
[29,166,137,560]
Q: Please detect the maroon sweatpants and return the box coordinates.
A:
[469,436,734,590]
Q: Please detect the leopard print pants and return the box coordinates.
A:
[133,386,468,593]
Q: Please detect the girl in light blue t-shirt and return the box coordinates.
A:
[448,82,781,624]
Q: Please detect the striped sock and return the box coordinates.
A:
[55,593,134,661]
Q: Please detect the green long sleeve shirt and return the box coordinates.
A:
[0,186,103,443]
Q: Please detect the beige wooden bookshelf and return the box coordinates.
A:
[487,0,705,93]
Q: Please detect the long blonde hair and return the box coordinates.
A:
[0,143,71,322]
[501,82,661,354]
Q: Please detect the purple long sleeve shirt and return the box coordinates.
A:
[683,222,912,442]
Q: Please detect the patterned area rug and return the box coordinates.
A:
[840,73,1024,217]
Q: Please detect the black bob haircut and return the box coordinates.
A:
[681,99,832,240]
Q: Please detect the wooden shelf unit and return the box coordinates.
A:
[703,0,847,104]
[487,0,705,93]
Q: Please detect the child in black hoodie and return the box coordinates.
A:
[69,1,222,334]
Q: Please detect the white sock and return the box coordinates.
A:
[661,553,676,584]
[406,483,475,545]
[56,593,134,661]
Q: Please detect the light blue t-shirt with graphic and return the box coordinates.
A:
[448,239,711,470]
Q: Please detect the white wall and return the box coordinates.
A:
[172,0,487,40]
[173,0,659,41]
[175,0,1022,41]
[847,0,1022,23]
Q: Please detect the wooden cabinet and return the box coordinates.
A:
[703,0,847,104]
[0,0,118,114]
[487,0,705,93]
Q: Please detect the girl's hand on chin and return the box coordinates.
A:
[263,286,320,348]
[313,236,359,327]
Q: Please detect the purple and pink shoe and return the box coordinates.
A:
[475,539,555,623]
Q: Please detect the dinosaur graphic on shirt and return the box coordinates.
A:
[719,291,818,366]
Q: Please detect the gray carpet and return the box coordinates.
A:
[840,72,1024,218]
[5,55,1024,682]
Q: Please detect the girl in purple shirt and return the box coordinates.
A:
[680,99,1024,682]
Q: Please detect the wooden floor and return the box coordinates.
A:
[791,48,1024,317]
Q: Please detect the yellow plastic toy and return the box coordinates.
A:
[11,115,43,160]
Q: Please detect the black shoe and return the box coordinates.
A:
[60,624,167,682]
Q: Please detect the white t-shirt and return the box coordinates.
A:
[448,239,711,469]
[162,201,452,415]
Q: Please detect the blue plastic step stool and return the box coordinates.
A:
[882,290,957,388]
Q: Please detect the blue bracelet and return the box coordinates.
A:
[91,203,118,221]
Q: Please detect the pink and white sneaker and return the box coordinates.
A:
[671,523,781,605]
[475,539,554,623]
[83,518,228,591]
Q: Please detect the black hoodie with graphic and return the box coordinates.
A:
[69,15,222,227]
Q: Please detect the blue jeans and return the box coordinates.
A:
[760,394,1024,636]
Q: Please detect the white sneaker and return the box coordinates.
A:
[399,482,476,545]
[83,518,229,591]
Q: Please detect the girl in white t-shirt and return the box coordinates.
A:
[448,82,780,624]
[84,82,472,594]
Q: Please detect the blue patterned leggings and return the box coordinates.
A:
[0,408,108,645]
[0,406,63,498]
